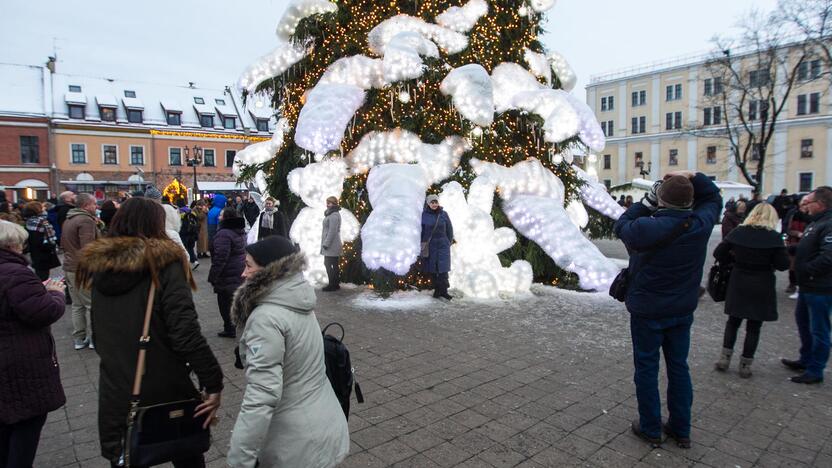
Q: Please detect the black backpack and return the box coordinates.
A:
[322,323,363,419]
[180,212,199,236]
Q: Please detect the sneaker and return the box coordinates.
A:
[789,291,799,299]
[73,339,87,350]
[631,419,663,447]
[785,284,796,294]
[662,423,691,449]
[191,261,200,270]
[88,339,94,350]
[790,374,823,384]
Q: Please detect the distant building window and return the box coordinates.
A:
[632,116,646,134]
[665,84,682,101]
[631,90,646,107]
[223,116,236,129]
[215,99,226,105]
[675,84,682,100]
[166,112,181,125]
[666,113,673,130]
[669,149,678,166]
[601,96,615,111]
[225,149,236,168]
[603,154,611,169]
[704,78,712,96]
[256,119,269,132]
[749,69,770,87]
[130,146,144,165]
[751,143,763,162]
[674,111,682,129]
[71,143,86,164]
[200,114,214,127]
[194,97,205,104]
[169,148,182,166]
[811,59,822,79]
[801,139,814,159]
[749,100,769,120]
[800,172,814,192]
[127,109,143,123]
[103,145,118,165]
[607,120,614,137]
[706,146,717,164]
[713,77,723,94]
[20,136,39,164]
[713,106,722,125]
[799,59,823,81]
[704,107,721,126]
[68,104,84,119]
[100,107,116,121]
[204,149,215,167]
[124,90,136,98]
[810,92,821,114]
[69,85,82,92]
[601,121,607,136]
[797,93,821,115]
[634,152,643,168]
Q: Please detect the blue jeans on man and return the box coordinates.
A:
[795,292,832,380]
[630,314,694,439]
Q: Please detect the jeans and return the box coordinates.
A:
[433,272,449,297]
[795,292,832,379]
[324,256,340,288]
[217,290,235,333]
[0,413,47,468]
[65,271,92,342]
[722,317,763,359]
[630,313,694,439]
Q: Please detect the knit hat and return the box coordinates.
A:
[426,194,439,204]
[144,185,163,201]
[657,175,694,209]
[326,196,338,205]
[245,235,298,267]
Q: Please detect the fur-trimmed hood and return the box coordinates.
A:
[231,252,312,328]
[76,236,195,293]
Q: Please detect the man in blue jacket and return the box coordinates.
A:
[207,193,227,251]
[614,171,721,448]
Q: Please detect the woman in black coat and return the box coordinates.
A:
[208,207,246,338]
[76,198,223,467]
[22,201,61,280]
[713,203,789,378]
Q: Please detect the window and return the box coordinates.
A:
[169,147,182,166]
[632,116,646,134]
[215,99,226,105]
[749,100,758,120]
[798,93,821,115]
[631,117,637,133]
[713,77,723,94]
[665,84,682,101]
[223,116,236,129]
[632,92,638,107]
[68,104,85,119]
[666,113,673,130]
[166,112,181,125]
[811,59,822,79]
[704,108,712,125]
[194,97,205,104]
[603,154,611,169]
[634,152,643,168]
[256,119,269,132]
[800,172,814,192]
[203,149,215,167]
[631,90,646,107]
[601,121,607,136]
[71,143,86,164]
[669,149,678,166]
[69,85,81,92]
[103,145,118,165]
[130,146,144,165]
[607,120,614,137]
[200,114,214,127]
[797,94,807,115]
[801,139,814,159]
[704,78,712,96]
[749,69,770,87]
[705,107,722,125]
[601,97,608,111]
[800,59,823,81]
[225,149,236,168]
[706,146,717,164]
[127,109,143,123]
[713,106,722,125]
[799,61,809,80]
[20,136,39,164]
[608,96,614,110]
[751,143,762,161]
[674,111,682,129]
[100,107,116,121]
[810,92,820,114]
[675,84,682,100]
[666,85,673,102]
[124,90,136,98]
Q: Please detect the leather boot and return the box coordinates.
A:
[739,357,753,378]
[714,348,732,372]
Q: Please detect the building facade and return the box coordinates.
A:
[586,48,831,195]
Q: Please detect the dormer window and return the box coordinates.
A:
[101,107,116,121]
[124,90,136,98]
[200,114,214,127]
[127,109,143,123]
[68,104,85,119]
[69,85,82,92]
[166,112,181,125]
[194,97,205,104]
[223,116,236,129]
[256,119,269,132]
[215,98,226,105]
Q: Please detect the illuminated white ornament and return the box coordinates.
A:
[524,48,552,85]
[435,0,489,33]
[565,93,606,152]
[552,153,563,165]
[549,50,577,92]
[319,56,385,89]
[490,63,544,113]
[398,90,411,103]
[587,153,598,164]
[294,84,366,154]
[572,164,625,219]
[471,158,620,291]
[440,64,495,127]
[565,199,589,229]
[518,5,528,16]
[368,14,469,56]
[234,118,289,177]
[470,127,483,138]
[286,158,360,284]
[275,0,337,41]
[237,41,309,93]
[439,178,533,298]
[529,0,557,13]
[510,89,580,143]
[382,31,439,83]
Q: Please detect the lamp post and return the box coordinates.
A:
[185,145,203,201]
[637,160,653,178]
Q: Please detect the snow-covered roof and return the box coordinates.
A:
[0,64,47,117]
[122,97,144,110]
[65,92,87,105]
[96,95,118,107]
[160,99,182,112]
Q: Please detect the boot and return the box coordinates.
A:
[738,357,753,378]
[714,348,733,372]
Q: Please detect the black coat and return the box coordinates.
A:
[714,226,789,322]
[209,217,247,293]
[76,237,223,462]
[795,210,832,294]
[25,224,61,272]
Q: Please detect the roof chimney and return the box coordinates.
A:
[46,56,56,73]
[188,81,195,89]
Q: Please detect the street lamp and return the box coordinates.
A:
[185,145,203,201]
[637,160,652,178]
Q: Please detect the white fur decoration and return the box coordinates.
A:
[275,0,338,41]
[368,14,469,56]
[529,0,557,13]
[565,199,589,229]
[237,41,308,93]
[524,48,552,85]
[319,56,386,89]
[294,84,366,154]
[435,0,489,33]
[440,64,495,127]
[572,164,624,220]
[233,118,289,177]
[510,89,580,143]
[565,93,606,152]
[382,32,439,83]
[490,62,545,113]
[549,50,577,92]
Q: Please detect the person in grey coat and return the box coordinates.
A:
[321,196,342,292]
[227,236,349,467]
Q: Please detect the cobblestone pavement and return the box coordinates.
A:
[35,232,832,467]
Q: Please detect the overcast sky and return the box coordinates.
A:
[1,0,779,95]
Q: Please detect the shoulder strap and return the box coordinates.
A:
[130,283,157,401]
[631,216,693,276]
[425,211,441,243]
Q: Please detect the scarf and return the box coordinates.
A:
[25,214,57,246]
[260,207,274,230]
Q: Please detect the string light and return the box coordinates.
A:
[149,129,270,142]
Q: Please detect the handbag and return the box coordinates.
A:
[420,212,442,258]
[123,283,211,467]
[706,262,732,302]
[609,216,693,302]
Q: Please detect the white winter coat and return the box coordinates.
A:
[227,253,349,467]
[162,204,187,256]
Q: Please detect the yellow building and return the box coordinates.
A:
[587,47,831,195]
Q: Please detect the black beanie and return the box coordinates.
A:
[245,235,298,267]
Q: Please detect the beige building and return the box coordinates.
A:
[586,47,831,195]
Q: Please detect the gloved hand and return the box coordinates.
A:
[642,181,661,211]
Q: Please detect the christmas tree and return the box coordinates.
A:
[233,0,623,297]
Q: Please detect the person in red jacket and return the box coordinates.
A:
[0,220,66,467]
